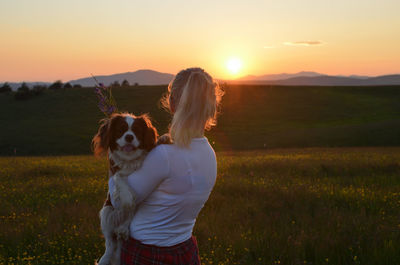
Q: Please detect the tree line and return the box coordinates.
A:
[0,79,138,100]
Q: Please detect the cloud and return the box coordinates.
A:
[263,45,275,49]
[283,41,324,46]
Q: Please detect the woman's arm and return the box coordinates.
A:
[108,145,170,206]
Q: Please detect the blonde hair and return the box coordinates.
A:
[161,67,224,147]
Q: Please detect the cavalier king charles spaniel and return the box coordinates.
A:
[92,112,158,265]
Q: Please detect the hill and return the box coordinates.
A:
[238,71,323,81]
[1,84,400,155]
[233,74,400,86]
[69,69,174,87]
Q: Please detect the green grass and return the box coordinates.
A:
[1,85,400,155]
[1,148,399,264]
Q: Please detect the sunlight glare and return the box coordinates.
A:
[226,57,242,75]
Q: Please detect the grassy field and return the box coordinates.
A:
[1,85,400,155]
[1,147,399,265]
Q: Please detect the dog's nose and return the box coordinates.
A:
[125,135,134,143]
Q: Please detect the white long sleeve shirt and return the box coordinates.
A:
[108,137,217,246]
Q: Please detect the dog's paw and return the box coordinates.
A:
[112,172,121,183]
[120,188,135,209]
[157,133,173,145]
[115,226,130,241]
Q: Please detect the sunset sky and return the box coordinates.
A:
[1,0,399,82]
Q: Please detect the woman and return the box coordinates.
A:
[109,67,224,264]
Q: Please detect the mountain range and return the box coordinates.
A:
[69,69,174,87]
[2,70,400,90]
[238,71,323,81]
[233,72,400,86]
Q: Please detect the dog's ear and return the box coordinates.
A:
[92,117,111,156]
[137,115,158,152]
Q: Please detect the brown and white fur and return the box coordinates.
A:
[92,113,158,265]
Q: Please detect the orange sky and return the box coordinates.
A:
[1,0,399,82]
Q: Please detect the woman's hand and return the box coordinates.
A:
[156,133,173,145]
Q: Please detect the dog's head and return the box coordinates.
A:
[92,113,158,160]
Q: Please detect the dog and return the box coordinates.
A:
[92,112,158,265]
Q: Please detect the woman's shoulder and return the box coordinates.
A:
[141,144,170,175]
[148,143,180,162]
[148,144,169,157]
[151,137,211,155]
[151,143,182,159]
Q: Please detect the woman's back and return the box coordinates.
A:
[128,137,217,246]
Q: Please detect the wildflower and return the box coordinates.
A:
[91,74,118,117]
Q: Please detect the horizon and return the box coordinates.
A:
[2,69,400,84]
[1,0,399,82]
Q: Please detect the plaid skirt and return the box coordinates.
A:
[121,236,201,265]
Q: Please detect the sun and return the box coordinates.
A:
[226,57,242,75]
